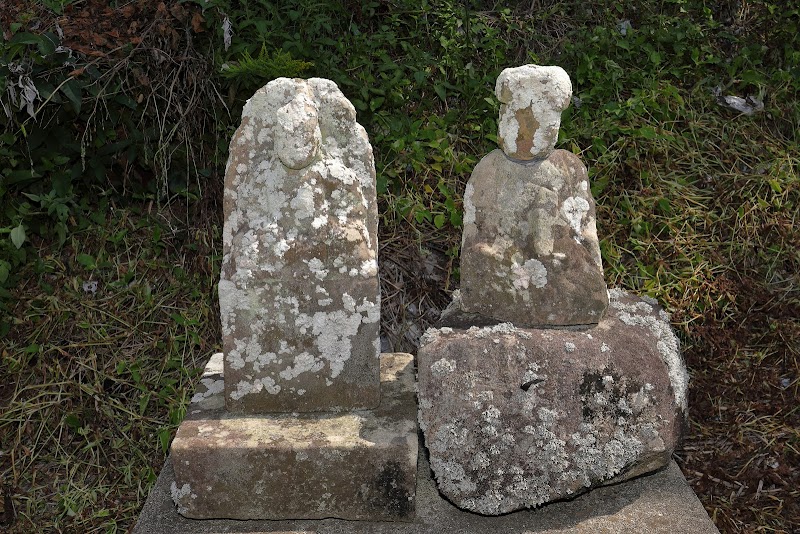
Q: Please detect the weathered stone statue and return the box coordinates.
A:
[418,65,689,515]
[219,77,381,413]
[459,65,608,327]
[168,78,417,521]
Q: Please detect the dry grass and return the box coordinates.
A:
[0,200,221,532]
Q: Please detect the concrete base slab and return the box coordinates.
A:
[135,447,718,533]
[168,353,418,521]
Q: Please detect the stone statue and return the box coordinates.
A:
[459,65,609,327]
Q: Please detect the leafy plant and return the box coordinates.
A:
[220,44,313,95]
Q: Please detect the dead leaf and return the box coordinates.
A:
[170,3,186,22]
[191,12,204,33]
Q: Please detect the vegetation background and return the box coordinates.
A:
[1,0,797,532]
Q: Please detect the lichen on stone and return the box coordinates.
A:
[609,289,689,412]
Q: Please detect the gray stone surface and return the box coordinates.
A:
[417,290,689,515]
[170,353,418,521]
[496,65,572,160]
[459,148,608,327]
[134,453,719,533]
[220,77,380,413]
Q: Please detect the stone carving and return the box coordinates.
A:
[170,78,418,521]
[418,290,688,514]
[459,65,608,327]
[418,65,688,515]
[219,77,381,413]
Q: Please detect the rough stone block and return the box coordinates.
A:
[417,289,688,515]
[170,353,418,521]
[459,149,608,327]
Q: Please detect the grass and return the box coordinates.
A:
[1,0,799,532]
[1,199,221,531]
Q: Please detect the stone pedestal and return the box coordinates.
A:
[134,452,720,534]
[417,289,688,515]
[171,353,418,520]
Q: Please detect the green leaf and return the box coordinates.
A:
[64,413,81,430]
[434,83,446,102]
[10,32,42,46]
[434,213,446,229]
[10,224,26,249]
[76,253,96,269]
[638,126,657,139]
[113,94,138,110]
[369,96,385,111]
[158,427,172,453]
[61,79,82,114]
[139,392,150,414]
[0,261,9,283]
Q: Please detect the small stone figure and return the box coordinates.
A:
[459,65,608,327]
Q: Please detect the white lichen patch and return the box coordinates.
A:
[420,327,441,347]
[431,358,457,376]
[359,258,378,278]
[279,352,323,380]
[291,296,378,379]
[472,322,525,339]
[560,196,590,237]
[289,183,316,221]
[511,258,548,290]
[306,257,329,280]
[190,378,225,404]
[229,377,281,400]
[170,482,196,515]
[463,182,477,226]
[609,290,689,412]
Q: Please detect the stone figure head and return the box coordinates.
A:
[496,65,572,160]
[250,78,323,169]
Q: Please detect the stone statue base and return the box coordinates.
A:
[169,353,418,521]
[134,448,719,533]
[417,289,688,515]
